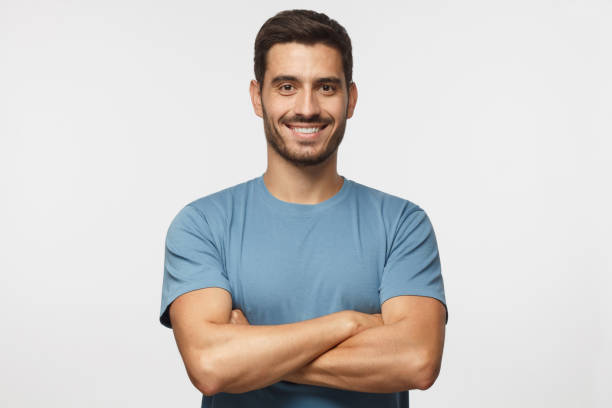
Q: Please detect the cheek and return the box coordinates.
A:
[265,95,293,117]
[322,97,348,118]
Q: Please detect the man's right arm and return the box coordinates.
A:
[169,287,382,396]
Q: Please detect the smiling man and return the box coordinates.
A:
[255,41,354,168]
[160,9,448,408]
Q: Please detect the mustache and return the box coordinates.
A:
[282,115,332,125]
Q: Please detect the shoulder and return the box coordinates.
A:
[169,177,256,234]
[188,178,251,215]
[349,179,425,224]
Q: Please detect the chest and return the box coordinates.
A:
[224,209,386,324]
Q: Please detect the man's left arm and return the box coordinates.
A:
[282,295,446,393]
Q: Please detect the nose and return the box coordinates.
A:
[294,88,321,118]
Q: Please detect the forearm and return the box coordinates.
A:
[283,321,431,393]
[193,311,355,395]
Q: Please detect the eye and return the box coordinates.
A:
[278,84,295,94]
[320,84,336,94]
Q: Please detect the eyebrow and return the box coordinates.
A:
[270,75,299,85]
[317,77,342,85]
[270,75,343,86]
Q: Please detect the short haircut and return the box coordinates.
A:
[254,9,353,89]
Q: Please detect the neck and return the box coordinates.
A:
[263,151,343,205]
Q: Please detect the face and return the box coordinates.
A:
[250,42,357,167]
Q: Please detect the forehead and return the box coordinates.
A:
[264,42,344,84]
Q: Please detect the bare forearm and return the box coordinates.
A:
[283,321,432,393]
[195,311,355,395]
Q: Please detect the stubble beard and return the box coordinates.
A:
[262,103,347,168]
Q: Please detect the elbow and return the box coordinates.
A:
[193,377,222,397]
[414,366,439,390]
[404,350,442,391]
[188,353,224,396]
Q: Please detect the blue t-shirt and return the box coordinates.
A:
[160,174,447,407]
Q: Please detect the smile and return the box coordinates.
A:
[285,124,328,137]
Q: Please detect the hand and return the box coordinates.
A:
[229,309,251,325]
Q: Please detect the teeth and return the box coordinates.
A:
[292,127,320,134]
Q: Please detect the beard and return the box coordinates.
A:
[262,103,347,168]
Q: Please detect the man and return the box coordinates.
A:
[159,9,448,407]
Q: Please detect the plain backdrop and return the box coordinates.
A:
[1,0,610,407]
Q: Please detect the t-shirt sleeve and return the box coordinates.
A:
[379,207,448,324]
[159,204,232,329]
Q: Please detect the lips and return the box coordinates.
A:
[284,124,328,139]
[286,124,328,130]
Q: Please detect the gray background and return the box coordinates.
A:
[1,0,610,406]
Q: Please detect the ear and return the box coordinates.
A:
[347,81,358,119]
[249,79,263,118]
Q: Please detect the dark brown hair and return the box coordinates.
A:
[254,9,353,89]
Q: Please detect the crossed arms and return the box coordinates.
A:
[169,287,446,396]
